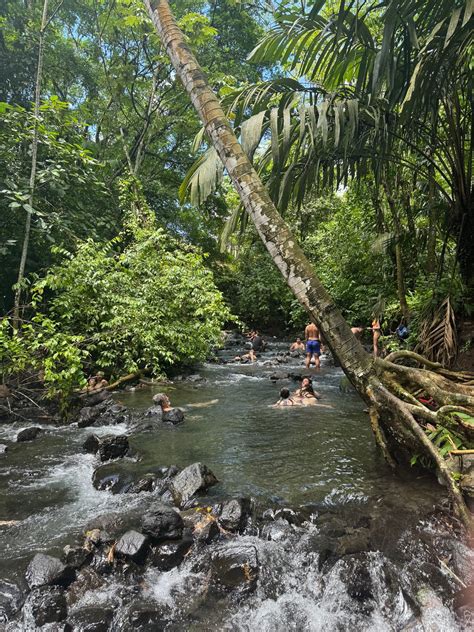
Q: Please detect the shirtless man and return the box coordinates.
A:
[290,337,305,352]
[305,322,321,369]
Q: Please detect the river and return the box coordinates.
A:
[0,338,471,630]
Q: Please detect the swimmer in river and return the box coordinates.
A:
[274,387,296,407]
[233,348,257,363]
[292,377,321,405]
[305,322,321,369]
[290,337,305,352]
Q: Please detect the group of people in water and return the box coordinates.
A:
[274,376,331,408]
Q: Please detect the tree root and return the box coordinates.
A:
[369,381,472,529]
[367,397,397,468]
[384,350,474,384]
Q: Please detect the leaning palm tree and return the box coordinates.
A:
[142,0,474,526]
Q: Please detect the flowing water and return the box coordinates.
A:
[0,339,472,630]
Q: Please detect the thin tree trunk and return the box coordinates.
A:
[142,0,372,391]
[12,0,49,329]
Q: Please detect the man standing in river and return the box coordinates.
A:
[305,321,321,369]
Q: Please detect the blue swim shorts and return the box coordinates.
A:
[306,340,321,355]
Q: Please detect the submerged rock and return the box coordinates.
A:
[0,580,23,623]
[151,538,193,571]
[115,530,149,564]
[23,586,67,627]
[0,443,7,456]
[98,435,129,461]
[16,426,42,442]
[141,502,184,541]
[170,462,218,506]
[26,554,74,589]
[126,601,167,630]
[82,434,100,454]
[211,543,259,590]
[62,545,93,570]
[68,606,114,631]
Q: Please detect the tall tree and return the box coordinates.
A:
[142,0,474,526]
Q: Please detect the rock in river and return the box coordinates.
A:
[211,543,259,590]
[0,443,8,456]
[115,530,149,564]
[97,435,129,461]
[170,462,218,506]
[218,498,252,532]
[26,554,74,589]
[82,434,100,454]
[17,426,42,442]
[162,408,185,424]
[141,502,184,541]
[151,538,192,571]
[22,586,68,627]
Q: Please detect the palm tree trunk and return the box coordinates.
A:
[12,0,49,329]
[142,0,372,391]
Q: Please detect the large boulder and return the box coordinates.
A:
[162,408,185,424]
[77,398,128,428]
[170,463,218,506]
[141,502,184,541]
[23,586,67,627]
[84,512,137,544]
[114,530,149,564]
[98,435,129,462]
[218,498,252,532]
[17,426,42,442]
[151,538,192,571]
[26,554,74,589]
[211,543,259,590]
[83,434,100,454]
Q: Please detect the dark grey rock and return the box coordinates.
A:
[26,554,74,589]
[141,502,184,541]
[68,606,113,631]
[62,545,93,570]
[128,475,155,493]
[23,586,67,627]
[218,498,251,532]
[84,512,135,543]
[170,462,218,506]
[77,406,98,428]
[115,530,149,564]
[82,434,100,454]
[17,426,42,442]
[91,463,133,493]
[151,538,192,571]
[65,568,104,608]
[211,543,259,590]
[0,580,23,623]
[269,371,289,381]
[144,405,163,419]
[98,435,129,461]
[162,408,185,424]
[127,602,167,630]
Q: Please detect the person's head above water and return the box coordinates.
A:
[152,393,171,409]
[280,387,291,400]
[300,377,315,393]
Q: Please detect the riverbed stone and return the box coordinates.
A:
[0,580,23,623]
[26,554,75,589]
[98,435,129,461]
[162,408,185,424]
[211,543,259,590]
[83,434,100,454]
[68,606,113,631]
[62,545,93,570]
[17,426,42,442]
[170,462,218,506]
[24,586,67,627]
[261,518,293,542]
[65,568,104,608]
[127,601,167,630]
[115,530,149,564]
[84,512,136,543]
[218,498,252,532]
[0,443,7,456]
[141,502,184,541]
[151,538,193,571]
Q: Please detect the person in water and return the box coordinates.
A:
[274,387,296,407]
[290,337,305,352]
[304,322,321,369]
[151,393,185,423]
[293,376,321,402]
[251,331,265,352]
[233,348,257,363]
[370,317,382,357]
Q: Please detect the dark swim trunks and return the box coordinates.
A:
[306,340,320,355]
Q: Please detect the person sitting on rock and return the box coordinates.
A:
[233,349,257,363]
[292,377,321,404]
[290,337,305,353]
[250,331,266,352]
[151,393,184,424]
[274,387,296,407]
[85,372,108,392]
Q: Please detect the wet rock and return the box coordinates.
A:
[68,606,113,631]
[66,568,104,608]
[218,498,251,532]
[62,545,93,570]
[92,462,134,493]
[187,374,204,382]
[23,586,67,627]
[26,554,75,589]
[83,434,100,454]
[417,586,458,631]
[170,462,218,506]
[211,543,259,590]
[193,516,220,543]
[340,554,374,604]
[269,371,289,381]
[115,530,149,564]
[77,398,129,428]
[127,601,167,630]
[162,408,185,424]
[17,426,42,442]
[0,443,7,456]
[128,475,155,493]
[84,512,137,544]
[98,435,129,461]
[77,406,98,428]
[81,389,110,407]
[261,518,292,542]
[0,580,23,623]
[151,538,193,571]
[141,502,184,541]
